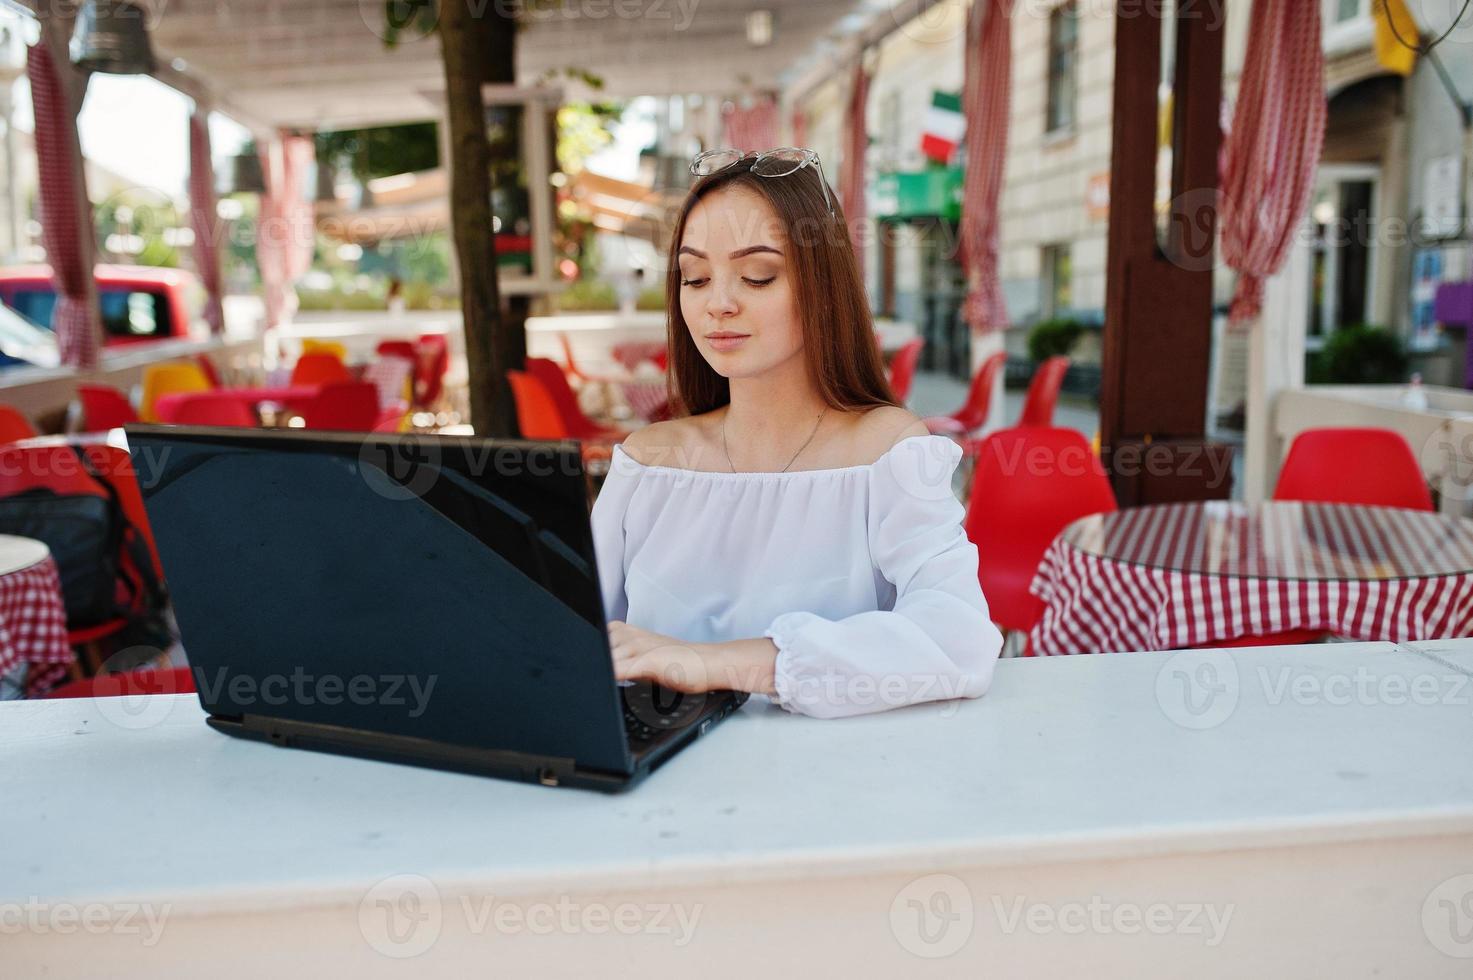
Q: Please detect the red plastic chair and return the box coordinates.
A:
[299,382,381,432]
[78,384,139,431]
[924,351,1007,437]
[524,357,630,442]
[77,443,163,584]
[169,395,258,428]
[558,333,609,386]
[887,338,925,404]
[290,352,351,387]
[965,427,1118,642]
[508,370,570,439]
[1273,428,1434,511]
[415,334,450,407]
[0,405,37,445]
[1017,355,1071,427]
[45,665,195,699]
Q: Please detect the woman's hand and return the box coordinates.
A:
[607,621,780,696]
[607,621,715,693]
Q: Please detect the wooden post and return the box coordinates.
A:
[1099,1,1231,505]
[436,0,517,435]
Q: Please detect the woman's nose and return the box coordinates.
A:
[707,278,739,317]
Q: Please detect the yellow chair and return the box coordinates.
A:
[301,338,349,361]
[139,363,214,423]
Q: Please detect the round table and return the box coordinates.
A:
[0,535,73,698]
[1029,500,1473,655]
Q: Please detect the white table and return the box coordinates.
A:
[4,641,1472,976]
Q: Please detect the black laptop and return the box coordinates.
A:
[123,425,747,792]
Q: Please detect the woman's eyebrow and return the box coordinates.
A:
[677,245,784,259]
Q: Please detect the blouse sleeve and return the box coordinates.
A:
[762,436,1003,719]
[589,447,645,624]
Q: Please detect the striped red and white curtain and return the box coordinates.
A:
[256,134,316,329]
[959,0,1014,335]
[1219,0,1326,327]
[188,111,225,335]
[839,55,871,266]
[721,95,778,152]
[26,41,101,368]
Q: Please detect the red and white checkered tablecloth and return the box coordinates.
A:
[620,381,670,422]
[0,555,74,697]
[1029,501,1473,655]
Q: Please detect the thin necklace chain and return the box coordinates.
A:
[723,407,827,474]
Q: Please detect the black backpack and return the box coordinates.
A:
[0,447,167,635]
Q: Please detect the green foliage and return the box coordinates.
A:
[1306,324,1410,384]
[555,279,618,311]
[316,123,440,182]
[557,101,624,175]
[1027,318,1086,363]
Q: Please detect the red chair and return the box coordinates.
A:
[299,382,381,432]
[290,352,351,387]
[376,340,417,362]
[45,665,195,699]
[78,384,139,431]
[194,353,224,388]
[924,351,1007,437]
[169,395,258,428]
[1273,428,1434,511]
[1017,355,1071,427]
[77,443,163,584]
[966,427,1118,644]
[887,338,925,404]
[0,405,36,445]
[508,370,570,439]
[0,445,142,672]
[415,334,450,407]
[558,333,611,387]
[524,357,630,442]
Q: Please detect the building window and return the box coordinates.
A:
[1041,244,1072,319]
[1046,3,1079,134]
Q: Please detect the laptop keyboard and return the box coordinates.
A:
[621,683,705,747]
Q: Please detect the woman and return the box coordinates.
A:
[591,148,1002,719]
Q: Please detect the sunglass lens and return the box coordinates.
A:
[693,149,746,175]
[751,149,808,176]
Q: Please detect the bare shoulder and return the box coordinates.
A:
[854,405,930,455]
[619,418,695,467]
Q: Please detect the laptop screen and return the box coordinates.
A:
[124,426,630,773]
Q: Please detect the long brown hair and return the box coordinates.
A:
[663,157,899,417]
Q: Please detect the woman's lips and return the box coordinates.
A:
[705,333,750,352]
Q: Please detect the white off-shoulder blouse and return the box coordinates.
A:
[589,433,1003,719]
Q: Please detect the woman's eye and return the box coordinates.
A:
[680,277,708,288]
[743,276,776,288]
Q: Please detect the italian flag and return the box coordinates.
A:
[921,90,964,164]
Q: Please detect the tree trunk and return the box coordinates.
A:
[437,0,515,435]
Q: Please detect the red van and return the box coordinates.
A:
[0,265,207,348]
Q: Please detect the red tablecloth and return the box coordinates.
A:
[0,555,73,696]
[154,386,322,424]
[1030,501,1473,655]
[620,381,670,422]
